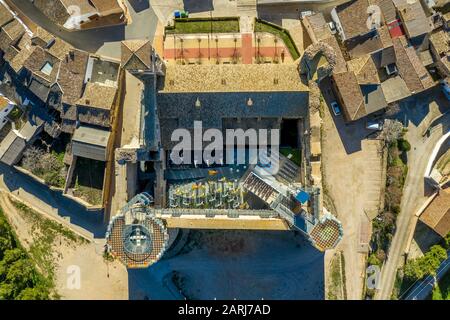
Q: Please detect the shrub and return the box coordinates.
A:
[397,139,411,152]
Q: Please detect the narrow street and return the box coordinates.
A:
[376,90,450,299]
[8,0,159,54]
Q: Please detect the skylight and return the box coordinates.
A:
[40,62,53,76]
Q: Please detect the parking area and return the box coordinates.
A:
[320,80,385,299]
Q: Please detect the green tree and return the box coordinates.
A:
[444,232,450,249]
[423,245,447,276]
[404,259,425,280]
[16,285,50,300]
[6,259,36,295]
[432,283,443,300]
[0,283,14,300]
[397,139,411,152]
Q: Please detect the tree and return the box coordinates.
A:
[397,139,411,152]
[432,283,443,300]
[0,283,14,300]
[16,285,50,300]
[404,245,447,280]
[0,219,14,257]
[444,232,450,249]
[5,259,36,295]
[404,259,425,280]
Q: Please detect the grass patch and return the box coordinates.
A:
[165,17,240,34]
[72,157,105,205]
[254,19,300,61]
[280,147,301,167]
[7,106,25,130]
[327,252,345,300]
[21,147,67,188]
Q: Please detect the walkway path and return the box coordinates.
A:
[0,163,105,238]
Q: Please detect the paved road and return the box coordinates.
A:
[9,0,158,53]
[376,89,450,300]
[403,251,450,300]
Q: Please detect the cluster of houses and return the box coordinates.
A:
[303,0,449,123]
[0,2,121,205]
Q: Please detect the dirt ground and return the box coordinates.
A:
[320,88,385,299]
[0,193,128,300]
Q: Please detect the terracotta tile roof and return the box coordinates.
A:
[76,82,117,110]
[429,29,449,57]
[60,0,96,15]
[332,71,366,121]
[393,37,431,93]
[347,55,380,84]
[404,46,435,89]
[33,27,73,60]
[394,0,433,38]
[0,3,13,27]
[121,40,152,70]
[371,0,397,23]
[23,46,61,85]
[162,64,308,93]
[58,49,89,105]
[89,0,122,14]
[378,25,393,48]
[303,12,331,42]
[420,188,450,238]
[335,0,373,40]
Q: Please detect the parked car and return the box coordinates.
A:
[366,120,384,131]
[330,101,341,116]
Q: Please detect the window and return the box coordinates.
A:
[40,62,53,76]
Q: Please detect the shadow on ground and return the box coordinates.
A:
[128,0,150,13]
[183,0,214,13]
[128,230,324,300]
[0,163,106,237]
